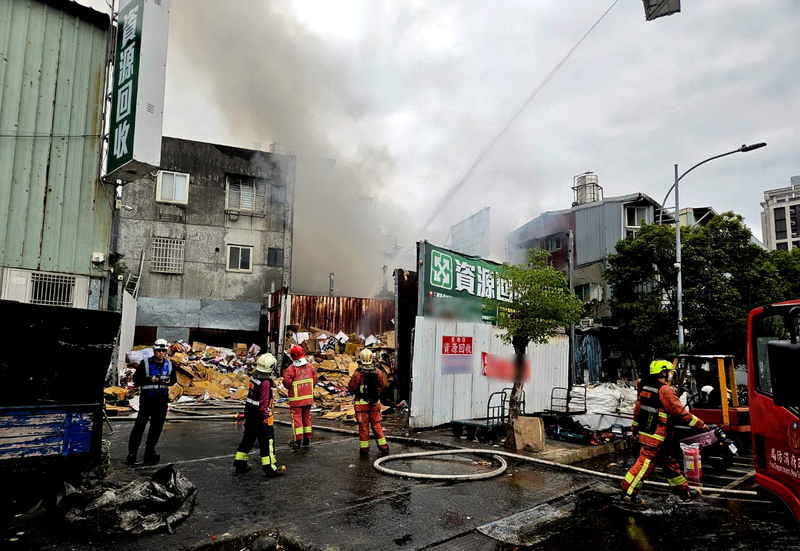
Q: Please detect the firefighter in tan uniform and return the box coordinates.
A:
[622,359,708,505]
[348,349,390,457]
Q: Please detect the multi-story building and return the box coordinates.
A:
[0,0,114,310]
[116,137,296,345]
[760,175,800,250]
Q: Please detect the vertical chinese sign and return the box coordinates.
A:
[106,0,170,182]
[441,336,473,375]
[108,0,142,177]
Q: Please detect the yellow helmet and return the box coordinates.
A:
[649,359,673,376]
[358,348,374,365]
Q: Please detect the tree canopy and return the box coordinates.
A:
[604,212,783,366]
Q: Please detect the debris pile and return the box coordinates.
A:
[104,330,395,420]
[63,464,196,535]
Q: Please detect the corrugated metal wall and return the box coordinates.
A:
[0,0,111,276]
[288,295,395,336]
[409,317,569,429]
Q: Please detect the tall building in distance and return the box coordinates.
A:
[760,175,800,250]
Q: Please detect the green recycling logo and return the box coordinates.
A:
[430,250,453,290]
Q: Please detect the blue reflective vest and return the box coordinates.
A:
[139,358,173,398]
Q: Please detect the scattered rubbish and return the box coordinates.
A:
[63,464,197,535]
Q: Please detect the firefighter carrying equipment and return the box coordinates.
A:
[354,366,381,407]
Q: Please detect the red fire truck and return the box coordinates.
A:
[748,300,800,526]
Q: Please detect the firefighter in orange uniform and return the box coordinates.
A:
[348,349,390,457]
[622,359,708,505]
[283,344,318,447]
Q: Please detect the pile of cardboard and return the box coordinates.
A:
[105,331,395,419]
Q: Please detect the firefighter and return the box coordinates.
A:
[126,339,177,465]
[283,344,318,447]
[233,353,286,477]
[348,348,390,457]
[622,359,708,505]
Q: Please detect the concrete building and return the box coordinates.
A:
[116,137,297,345]
[760,175,800,250]
[0,0,114,310]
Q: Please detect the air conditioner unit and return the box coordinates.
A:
[1,268,90,308]
[578,318,594,328]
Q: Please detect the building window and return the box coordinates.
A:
[270,183,286,205]
[777,242,789,251]
[791,205,800,239]
[156,171,189,204]
[228,245,253,272]
[545,235,561,252]
[151,237,185,273]
[226,175,268,215]
[774,207,787,240]
[575,284,591,302]
[30,272,76,306]
[267,247,284,267]
[626,206,649,228]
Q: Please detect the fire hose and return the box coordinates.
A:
[110,413,761,499]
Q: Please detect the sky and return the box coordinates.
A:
[90,0,800,297]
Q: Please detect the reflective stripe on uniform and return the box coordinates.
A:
[689,415,700,427]
[667,474,687,487]
[377,437,387,446]
[289,378,314,401]
[235,451,249,461]
[641,431,665,442]
[360,440,370,448]
[626,458,651,494]
[141,384,168,390]
[246,398,259,406]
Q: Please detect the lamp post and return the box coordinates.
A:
[658,142,767,348]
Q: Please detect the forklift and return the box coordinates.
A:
[672,354,749,450]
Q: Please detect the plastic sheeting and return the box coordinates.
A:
[64,464,197,535]
[572,382,637,430]
[574,334,602,383]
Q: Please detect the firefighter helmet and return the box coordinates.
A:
[289,344,305,361]
[649,359,673,376]
[153,338,169,351]
[256,353,277,374]
[358,348,374,365]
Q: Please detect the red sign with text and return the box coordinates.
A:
[441,336,473,374]
[442,336,473,355]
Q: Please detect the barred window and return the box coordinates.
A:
[30,272,76,307]
[227,245,253,272]
[151,237,185,274]
[226,175,267,215]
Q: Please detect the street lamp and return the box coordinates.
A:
[658,142,767,348]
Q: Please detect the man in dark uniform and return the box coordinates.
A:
[126,339,177,464]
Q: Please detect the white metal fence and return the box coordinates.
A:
[409,316,570,429]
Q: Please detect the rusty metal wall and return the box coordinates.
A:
[288,295,394,336]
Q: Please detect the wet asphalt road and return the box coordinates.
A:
[4,413,800,551]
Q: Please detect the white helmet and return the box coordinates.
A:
[256,353,278,375]
[153,339,169,351]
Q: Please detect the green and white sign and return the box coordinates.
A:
[108,0,142,175]
[419,241,511,324]
[106,0,170,182]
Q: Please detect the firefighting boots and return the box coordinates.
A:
[359,448,370,458]
[124,453,137,465]
[379,446,390,456]
[288,439,301,449]
[234,460,252,475]
[622,492,646,507]
[143,448,160,464]
[302,437,310,446]
[264,465,287,477]
[680,488,702,502]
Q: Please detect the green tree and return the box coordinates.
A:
[492,249,583,449]
[768,247,800,300]
[605,212,781,368]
